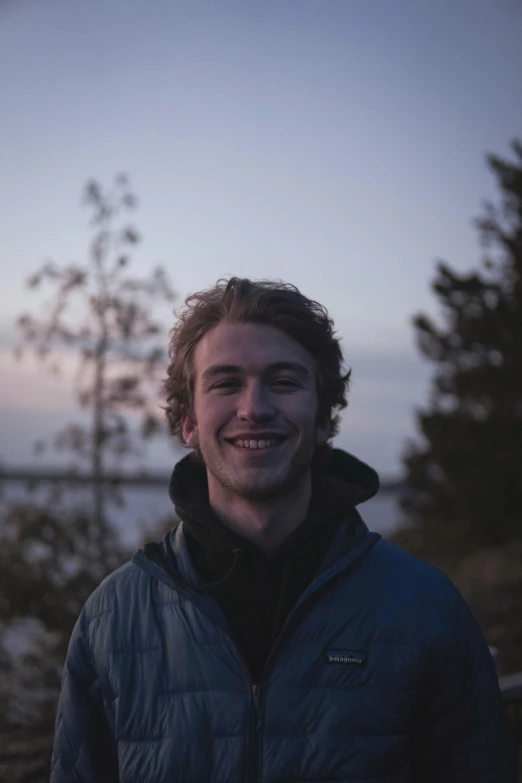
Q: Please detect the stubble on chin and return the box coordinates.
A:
[203,436,317,504]
[217,459,310,503]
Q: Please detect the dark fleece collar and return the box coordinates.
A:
[168,446,380,565]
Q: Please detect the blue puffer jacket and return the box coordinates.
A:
[51,511,514,782]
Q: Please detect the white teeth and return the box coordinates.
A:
[231,438,281,449]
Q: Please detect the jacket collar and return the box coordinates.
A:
[134,508,381,608]
[167,446,380,563]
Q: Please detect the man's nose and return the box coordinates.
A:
[237,382,275,422]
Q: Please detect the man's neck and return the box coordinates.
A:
[207,475,312,554]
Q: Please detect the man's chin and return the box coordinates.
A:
[230,472,300,502]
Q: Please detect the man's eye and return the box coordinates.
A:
[212,380,239,390]
[272,378,299,387]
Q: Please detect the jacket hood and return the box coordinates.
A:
[161,446,379,567]
[169,446,379,526]
[141,447,380,596]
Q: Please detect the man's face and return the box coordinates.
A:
[181,321,330,502]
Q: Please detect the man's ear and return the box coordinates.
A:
[181,406,199,449]
[316,418,333,447]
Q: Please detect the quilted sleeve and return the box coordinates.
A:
[412,588,517,782]
[50,609,119,783]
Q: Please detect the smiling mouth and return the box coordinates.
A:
[225,437,287,450]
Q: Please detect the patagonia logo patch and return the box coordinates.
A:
[325,649,367,666]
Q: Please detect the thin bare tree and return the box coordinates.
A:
[15,174,176,524]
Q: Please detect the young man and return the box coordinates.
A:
[51,277,515,782]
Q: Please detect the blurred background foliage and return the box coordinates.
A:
[392,140,522,677]
[0,504,128,782]
[14,174,176,526]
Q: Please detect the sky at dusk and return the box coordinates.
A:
[1,0,521,478]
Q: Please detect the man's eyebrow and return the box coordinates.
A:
[201,361,310,382]
[265,361,310,379]
[201,364,242,382]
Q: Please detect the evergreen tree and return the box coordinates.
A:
[392,140,522,672]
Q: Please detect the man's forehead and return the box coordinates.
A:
[193,322,315,377]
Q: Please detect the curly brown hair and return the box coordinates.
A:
[162,277,351,444]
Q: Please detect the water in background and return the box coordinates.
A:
[0,480,403,549]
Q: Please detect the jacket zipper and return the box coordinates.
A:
[238,538,380,780]
[243,589,333,783]
[248,684,261,783]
